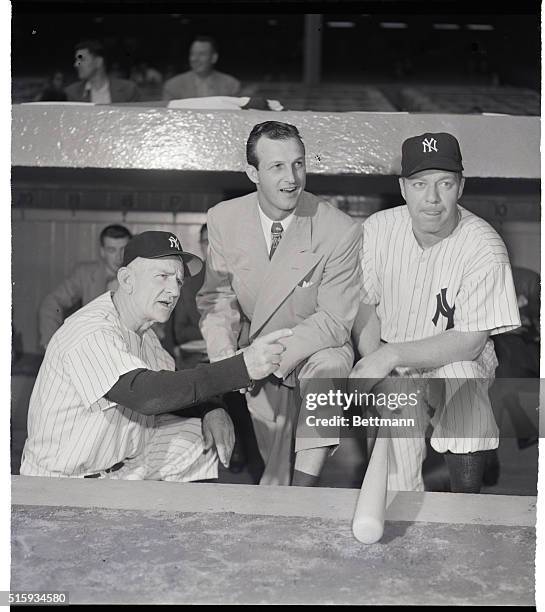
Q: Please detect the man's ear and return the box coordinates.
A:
[245,164,259,185]
[117,266,134,294]
[211,52,219,66]
[398,177,407,202]
[457,176,465,200]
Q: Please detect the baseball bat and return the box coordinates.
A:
[352,428,389,544]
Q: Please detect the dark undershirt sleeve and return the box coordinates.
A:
[105,353,250,417]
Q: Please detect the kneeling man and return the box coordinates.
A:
[351,132,520,492]
[197,121,362,486]
[21,231,291,480]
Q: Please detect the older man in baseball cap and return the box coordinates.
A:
[351,132,520,493]
[21,231,292,481]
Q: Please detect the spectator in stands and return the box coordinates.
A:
[162,36,241,101]
[38,224,132,350]
[65,39,141,103]
[35,70,68,102]
[108,61,126,80]
[131,62,163,87]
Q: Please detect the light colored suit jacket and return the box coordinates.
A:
[197,191,362,380]
[162,70,241,101]
[39,261,115,348]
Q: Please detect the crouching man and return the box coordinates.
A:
[21,231,291,481]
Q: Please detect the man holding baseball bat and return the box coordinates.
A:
[21,231,292,481]
[351,132,520,492]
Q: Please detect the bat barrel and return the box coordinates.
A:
[352,431,389,544]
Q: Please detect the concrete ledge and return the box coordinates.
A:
[12,476,536,527]
[12,105,540,178]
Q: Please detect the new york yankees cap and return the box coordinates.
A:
[122,230,203,277]
[401,132,464,177]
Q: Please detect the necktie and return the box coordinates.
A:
[269,222,283,259]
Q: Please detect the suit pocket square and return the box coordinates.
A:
[299,280,314,288]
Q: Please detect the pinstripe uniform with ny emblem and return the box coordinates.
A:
[354,132,520,491]
[20,230,248,481]
[21,292,218,480]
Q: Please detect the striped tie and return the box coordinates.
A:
[269,222,283,259]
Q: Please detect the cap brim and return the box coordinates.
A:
[404,157,463,177]
[180,252,203,277]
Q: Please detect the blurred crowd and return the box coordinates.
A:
[34,36,245,104]
[23,34,540,116]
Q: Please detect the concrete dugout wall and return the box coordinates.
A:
[11,104,541,352]
[12,104,540,177]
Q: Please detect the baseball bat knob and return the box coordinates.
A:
[352,517,384,544]
[351,432,389,545]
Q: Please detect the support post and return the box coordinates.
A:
[303,14,322,87]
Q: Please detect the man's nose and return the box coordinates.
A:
[425,184,440,203]
[285,165,297,183]
[167,277,180,296]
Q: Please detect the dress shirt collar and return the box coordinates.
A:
[257,202,295,252]
[84,78,111,104]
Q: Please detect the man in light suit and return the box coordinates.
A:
[197,121,362,486]
[162,36,241,102]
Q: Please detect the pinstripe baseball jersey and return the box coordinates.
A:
[361,205,520,375]
[360,205,521,490]
[21,291,177,478]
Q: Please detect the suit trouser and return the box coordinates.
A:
[246,343,354,485]
[375,360,499,492]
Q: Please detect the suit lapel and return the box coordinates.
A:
[234,195,270,303]
[250,193,322,337]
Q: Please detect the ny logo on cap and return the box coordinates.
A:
[422,137,438,153]
[169,236,180,250]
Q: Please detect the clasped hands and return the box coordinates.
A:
[203,338,397,464]
[348,344,397,392]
